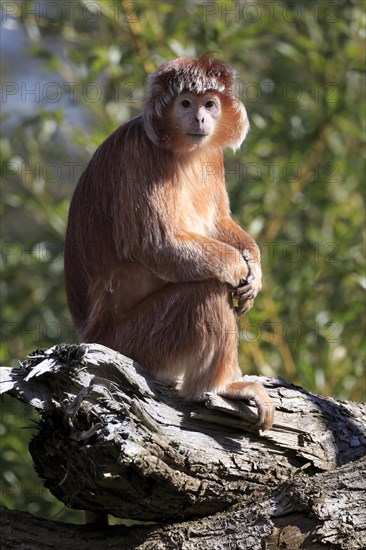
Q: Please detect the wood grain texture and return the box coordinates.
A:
[1,343,365,549]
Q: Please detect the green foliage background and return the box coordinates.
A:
[1,0,365,522]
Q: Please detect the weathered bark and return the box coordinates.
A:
[0,343,365,549]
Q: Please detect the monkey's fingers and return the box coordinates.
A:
[234,297,254,317]
[230,278,251,298]
[232,282,256,300]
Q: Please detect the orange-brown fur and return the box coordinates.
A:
[64,55,274,431]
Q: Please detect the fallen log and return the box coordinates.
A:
[0,343,365,549]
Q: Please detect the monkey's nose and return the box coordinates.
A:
[195,116,204,123]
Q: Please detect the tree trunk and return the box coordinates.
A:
[0,343,365,549]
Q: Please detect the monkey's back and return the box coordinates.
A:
[64,115,172,334]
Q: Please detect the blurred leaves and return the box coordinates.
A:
[0,0,365,521]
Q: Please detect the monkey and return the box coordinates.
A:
[64,54,274,433]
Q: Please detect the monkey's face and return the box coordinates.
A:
[171,92,222,148]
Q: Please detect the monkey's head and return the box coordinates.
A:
[144,54,249,154]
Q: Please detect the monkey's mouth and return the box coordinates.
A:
[187,133,208,140]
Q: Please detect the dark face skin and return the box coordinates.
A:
[172,92,222,145]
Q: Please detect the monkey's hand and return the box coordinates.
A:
[231,252,262,317]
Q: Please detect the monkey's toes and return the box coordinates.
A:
[257,400,275,431]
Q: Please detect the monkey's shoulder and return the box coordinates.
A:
[88,117,175,194]
[95,115,153,156]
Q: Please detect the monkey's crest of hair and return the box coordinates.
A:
[144,54,248,152]
[149,53,235,97]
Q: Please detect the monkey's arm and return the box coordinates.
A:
[122,230,250,289]
[215,218,262,316]
[215,217,259,257]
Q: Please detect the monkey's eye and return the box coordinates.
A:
[181,99,191,108]
[205,100,216,109]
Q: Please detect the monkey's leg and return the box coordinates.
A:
[114,280,274,430]
[114,279,233,381]
[173,285,274,431]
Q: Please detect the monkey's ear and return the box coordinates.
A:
[226,100,250,152]
[212,89,249,153]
